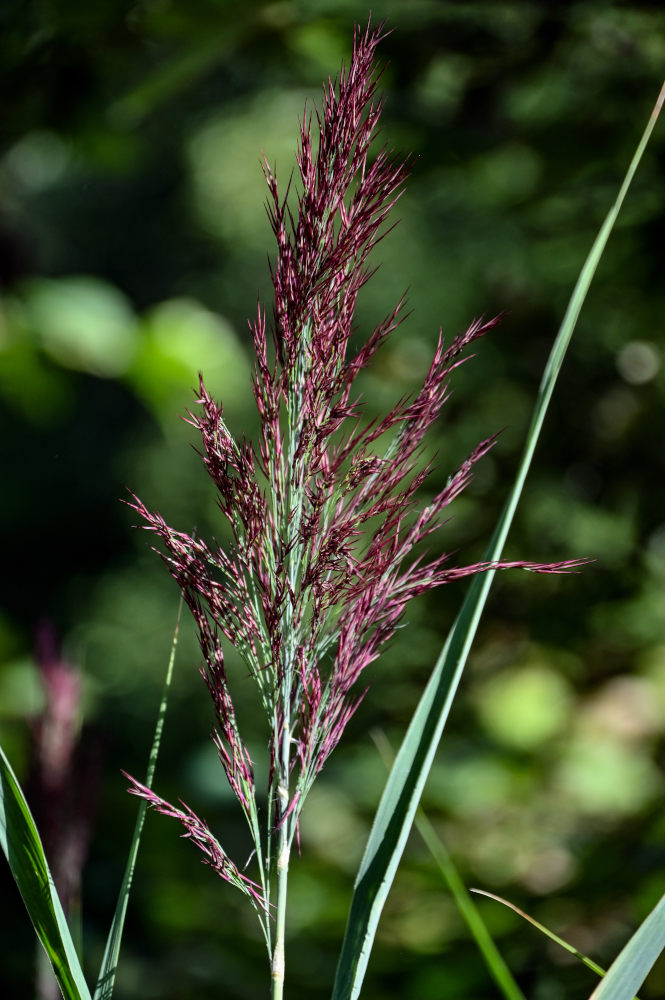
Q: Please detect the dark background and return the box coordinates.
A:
[2,1,665,997]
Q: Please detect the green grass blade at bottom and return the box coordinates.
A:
[371,729,526,1000]
[331,78,665,1000]
[415,812,526,1000]
[587,893,665,1000]
[0,744,92,1000]
[93,597,183,1000]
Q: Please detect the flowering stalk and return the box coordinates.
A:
[126,20,582,996]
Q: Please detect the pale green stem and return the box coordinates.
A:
[271,727,292,1000]
[271,819,290,1000]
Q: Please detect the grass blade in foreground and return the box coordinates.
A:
[415,810,526,1000]
[0,744,92,1000]
[371,729,526,1000]
[94,598,183,1000]
[587,893,665,1000]
[332,78,665,1000]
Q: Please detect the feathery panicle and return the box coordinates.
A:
[126,20,581,931]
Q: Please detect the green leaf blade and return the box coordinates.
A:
[588,894,665,1000]
[0,744,92,1000]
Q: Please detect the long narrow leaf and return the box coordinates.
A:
[332,79,665,1000]
[415,811,526,1000]
[93,597,183,1000]
[0,743,92,1000]
[588,893,665,1000]
[371,730,526,1000]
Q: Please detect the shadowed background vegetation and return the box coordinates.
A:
[2,2,665,997]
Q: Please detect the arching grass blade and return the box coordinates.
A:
[471,889,609,981]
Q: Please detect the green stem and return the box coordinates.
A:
[271,731,292,1000]
[271,820,290,1000]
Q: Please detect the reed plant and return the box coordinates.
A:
[2,19,664,1000]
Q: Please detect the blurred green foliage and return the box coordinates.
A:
[1,2,665,998]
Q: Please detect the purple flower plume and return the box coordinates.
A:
[127,21,583,907]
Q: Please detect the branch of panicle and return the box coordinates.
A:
[127,497,266,676]
[127,495,270,836]
[186,377,269,551]
[124,775,269,912]
[197,617,257,815]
